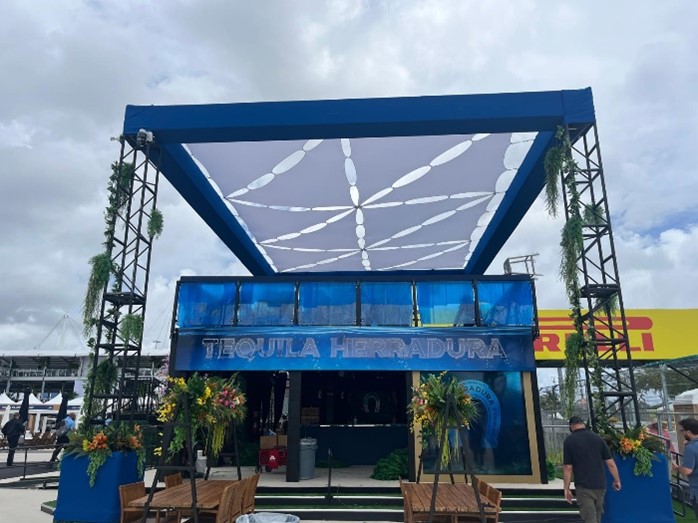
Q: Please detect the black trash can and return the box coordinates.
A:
[299,437,317,480]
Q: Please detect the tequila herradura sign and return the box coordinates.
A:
[174,327,534,372]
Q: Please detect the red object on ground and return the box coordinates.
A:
[258,446,288,472]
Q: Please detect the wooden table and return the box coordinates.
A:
[130,479,236,511]
[401,482,499,522]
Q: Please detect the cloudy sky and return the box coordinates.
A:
[1,1,697,358]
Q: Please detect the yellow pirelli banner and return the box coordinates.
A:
[535,309,697,361]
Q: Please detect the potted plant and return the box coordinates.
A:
[54,422,146,523]
[600,426,674,523]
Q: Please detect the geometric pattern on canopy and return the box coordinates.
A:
[187,132,536,272]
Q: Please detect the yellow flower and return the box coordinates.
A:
[82,439,91,452]
[196,398,204,405]
[204,386,212,399]
[153,447,162,456]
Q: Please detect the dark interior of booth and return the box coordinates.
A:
[299,371,407,426]
[298,370,410,466]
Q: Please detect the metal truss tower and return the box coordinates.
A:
[85,131,161,423]
[564,123,641,431]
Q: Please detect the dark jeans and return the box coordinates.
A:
[50,435,70,462]
[6,436,19,466]
[692,493,698,520]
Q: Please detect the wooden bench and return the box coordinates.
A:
[401,479,502,523]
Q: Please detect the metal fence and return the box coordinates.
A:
[541,409,683,461]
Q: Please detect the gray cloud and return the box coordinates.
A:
[0,0,696,355]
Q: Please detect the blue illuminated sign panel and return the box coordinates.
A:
[174,327,534,372]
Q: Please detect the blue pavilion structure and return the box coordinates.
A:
[93,87,638,484]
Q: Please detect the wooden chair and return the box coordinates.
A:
[165,473,183,489]
[119,481,148,523]
[229,482,244,522]
[196,483,236,523]
[242,473,260,514]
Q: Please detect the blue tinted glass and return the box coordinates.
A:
[360,282,413,326]
[298,282,356,326]
[177,282,236,327]
[416,281,475,326]
[477,281,534,326]
[420,371,532,475]
[237,282,295,326]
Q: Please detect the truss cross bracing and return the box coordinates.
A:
[85,138,162,423]
[564,123,641,430]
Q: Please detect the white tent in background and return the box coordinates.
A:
[0,392,17,405]
[45,392,64,406]
[20,392,44,406]
[68,396,83,407]
[1,405,11,427]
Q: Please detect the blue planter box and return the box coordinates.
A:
[54,451,143,523]
[602,453,673,523]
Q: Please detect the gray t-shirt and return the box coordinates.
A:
[683,439,698,495]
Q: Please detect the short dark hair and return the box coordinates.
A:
[569,415,585,425]
[679,418,698,435]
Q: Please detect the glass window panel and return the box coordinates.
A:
[177,282,236,327]
[298,282,356,326]
[360,282,413,326]
[416,281,475,327]
[477,280,534,327]
[421,371,532,475]
[237,282,296,326]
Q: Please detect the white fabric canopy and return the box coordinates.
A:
[45,392,64,406]
[0,392,17,405]
[20,392,45,406]
[68,396,84,407]
[188,132,536,272]
[1,406,11,427]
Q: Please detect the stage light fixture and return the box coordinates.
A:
[136,128,154,147]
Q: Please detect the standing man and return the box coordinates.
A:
[673,417,698,518]
[2,413,24,466]
[563,416,621,523]
[49,412,76,462]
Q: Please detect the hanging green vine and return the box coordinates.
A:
[82,357,119,422]
[147,208,164,239]
[583,202,606,227]
[120,314,143,344]
[544,126,607,429]
[83,252,113,336]
[543,145,563,217]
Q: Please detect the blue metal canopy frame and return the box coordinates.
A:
[122,88,596,276]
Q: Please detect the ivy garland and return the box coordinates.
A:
[544,127,608,430]
[147,208,164,239]
[82,253,113,337]
[120,314,143,344]
[81,157,164,422]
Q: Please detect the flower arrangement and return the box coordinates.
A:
[157,373,246,459]
[603,426,665,477]
[64,422,146,487]
[407,372,478,466]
